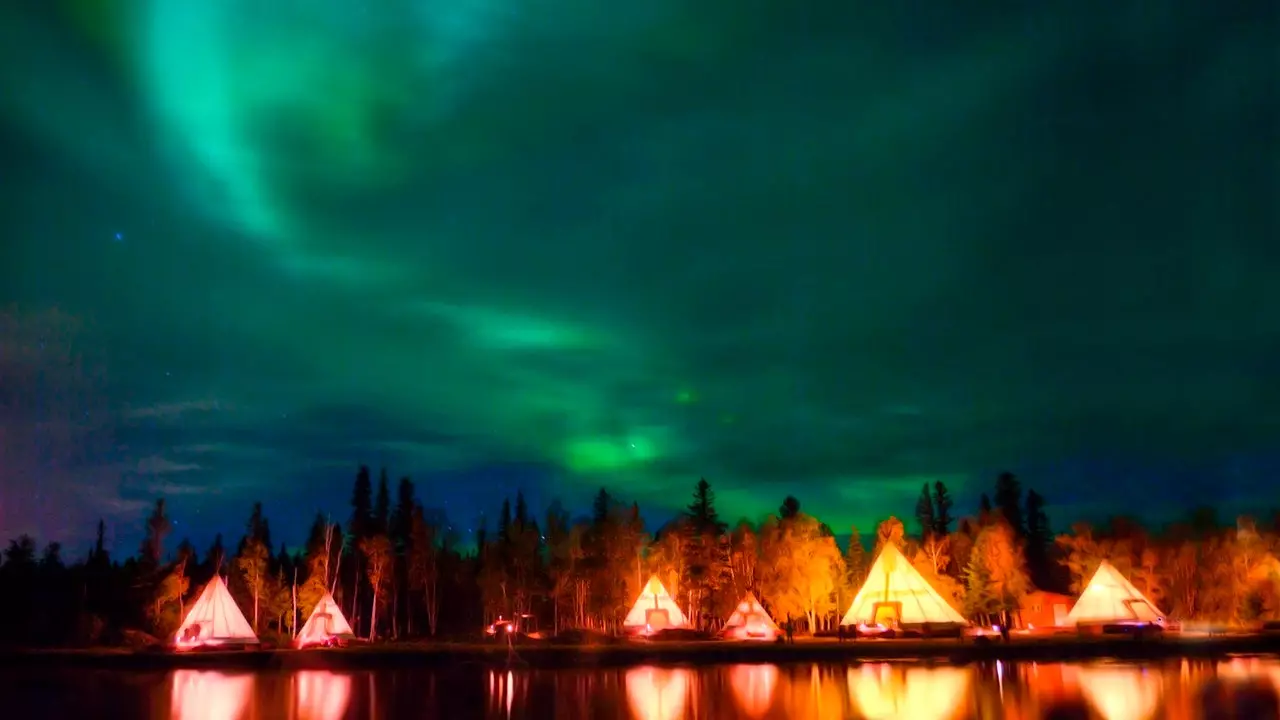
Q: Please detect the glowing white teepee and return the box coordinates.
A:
[173,575,259,647]
[623,575,689,632]
[295,591,356,648]
[722,592,779,640]
[840,543,967,627]
[1065,560,1163,625]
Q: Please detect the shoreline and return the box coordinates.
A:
[4,634,1280,671]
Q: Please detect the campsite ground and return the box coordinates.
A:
[4,633,1280,670]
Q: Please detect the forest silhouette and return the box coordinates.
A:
[0,467,1271,648]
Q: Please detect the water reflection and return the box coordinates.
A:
[292,671,352,720]
[1071,665,1163,720]
[626,666,691,720]
[779,665,845,720]
[848,664,969,720]
[729,664,777,718]
[170,670,254,720]
[29,654,1280,720]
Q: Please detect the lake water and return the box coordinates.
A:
[5,655,1280,718]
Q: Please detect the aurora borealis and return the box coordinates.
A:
[1,2,1277,553]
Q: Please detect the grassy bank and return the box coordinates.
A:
[3,634,1280,671]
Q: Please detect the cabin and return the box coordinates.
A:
[1019,590,1072,629]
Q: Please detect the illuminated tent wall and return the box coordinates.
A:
[722,592,779,640]
[623,575,689,632]
[1064,560,1163,626]
[173,575,259,647]
[840,543,967,627]
[295,590,356,648]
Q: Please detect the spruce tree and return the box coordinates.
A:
[1024,489,1051,589]
[993,472,1025,536]
[931,481,954,536]
[914,483,935,539]
[686,478,726,535]
[373,469,391,536]
[350,466,374,539]
[779,496,801,520]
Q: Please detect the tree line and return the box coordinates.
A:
[0,467,1275,647]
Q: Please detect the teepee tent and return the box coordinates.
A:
[173,574,259,648]
[1065,560,1163,626]
[840,543,967,627]
[295,590,356,648]
[722,592,779,640]
[623,575,689,633]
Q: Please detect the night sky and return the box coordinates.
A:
[1,2,1277,556]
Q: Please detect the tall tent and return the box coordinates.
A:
[1064,560,1163,626]
[295,590,356,648]
[173,574,259,647]
[722,592,779,640]
[623,575,689,632]
[840,542,967,627]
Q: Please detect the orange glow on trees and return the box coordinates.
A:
[358,534,392,641]
[964,521,1030,625]
[760,511,842,631]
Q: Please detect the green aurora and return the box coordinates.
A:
[0,1,1276,551]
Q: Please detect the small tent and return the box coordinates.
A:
[840,543,967,628]
[295,590,356,648]
[722,592,779,640]
[173,574,259,648]
[623,575,689,633]
[1065,560,1163,626]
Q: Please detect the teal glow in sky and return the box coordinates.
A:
[1,1,1277,552]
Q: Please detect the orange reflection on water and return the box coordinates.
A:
[170,670,254,720]
[291,671,351,720]
[626,666,690,720]
[1071,665,1163,720]
[1218,656,1280,691]
[729,664,778,718]
[487,669,524,719]
[847,664,969,720]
